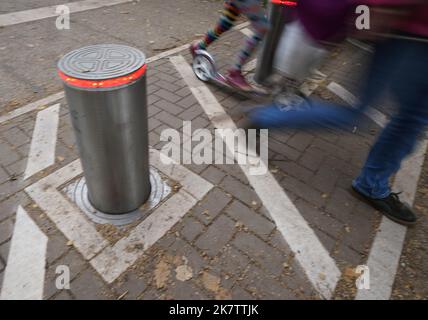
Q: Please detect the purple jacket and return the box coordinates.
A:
[297,0,428,42]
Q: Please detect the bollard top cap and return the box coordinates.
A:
[58,44,146,88]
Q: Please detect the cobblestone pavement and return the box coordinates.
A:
[1,1,427,300]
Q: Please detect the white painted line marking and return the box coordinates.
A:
[0,0,133,27]
[170,55,341,299]
[242,59,257,73]
[0,206,47,300]
[0,92,64,125]
[355,139,427,300]
[240,27,254,38]
[25,148,213,283]
[234,21,251,31]
[326,80,428,300]
[23,104,60,180]
[346,38,374,53]
[327,82,388,127]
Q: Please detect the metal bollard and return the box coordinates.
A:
[254,0,297,85]
[58,44,150,214]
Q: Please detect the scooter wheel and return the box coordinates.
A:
[192,54,215,82]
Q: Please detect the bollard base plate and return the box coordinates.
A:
[63,167,172,226]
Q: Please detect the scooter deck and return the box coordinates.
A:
[208,73,270,101]
[192,49,270,102]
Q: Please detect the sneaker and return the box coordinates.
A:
[351,186,417,226]
[189,42,199,58]
[225,69,253,92]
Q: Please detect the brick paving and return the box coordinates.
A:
[0,24,426,301]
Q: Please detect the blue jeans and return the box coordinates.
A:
[250,38,428,199]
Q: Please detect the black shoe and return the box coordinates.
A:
[351,186,417,226]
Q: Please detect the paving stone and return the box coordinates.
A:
[240,264,297,299]
[46,231,70,265]
[216,164,247,184]
[0,166,9,185]
[0,255,4,272]
[4,158,27,179]
[219,176,258,206]
[195,215,236,257]
[167,279,209,300]
[299,147,327,171]
[294,198,344,239]
[311,138,352,161]
[333,244,364,266]
[178,105,204,121]
[0,218,14,245]
[230,285,255,300]
[309,162,340,194]
[191,187,231,224]
[175,86,192,97]
[147,84,161,95]
[232,232,286,277]
[226,200,275,240]
[269,140,300,161]
[147,93,161,105]
[272,160,313,183]
[0,141,21,166]
[70,268,113,300]
[200,166,226,185]
[156,111,183,129]
[280,175,326,208]
[148,104,162,117]
[148,118,162,131]
[113,271,148,300]
[191,116,210,129]
[154,99,185,115]
[169,240,209,275]
[155,80,182,93]
[0,241,10,263]
[154,89,181,104]
[325,187,358,222]
[180,216,205,242]
[287,132,314,152]
[2,127,30,148]
[212,245,251,277]
[52,290,74,300]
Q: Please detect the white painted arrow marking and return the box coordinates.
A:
[24,103,60,180]
[0,206,48,300]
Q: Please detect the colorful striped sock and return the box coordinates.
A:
[197,1,239,50]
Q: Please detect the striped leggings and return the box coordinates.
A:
[197,0,269,71]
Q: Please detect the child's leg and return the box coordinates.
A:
[197,1,241,50]
[231,0,269,71]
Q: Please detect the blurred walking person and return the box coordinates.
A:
[247,0,428,226]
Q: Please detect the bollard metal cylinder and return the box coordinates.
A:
[58,44,150,214]
[254,0,297,85]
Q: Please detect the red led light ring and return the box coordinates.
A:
[270,0,297,6]
[58,64,147,89]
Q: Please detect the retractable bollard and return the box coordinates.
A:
[254,0,297,85]
[58,44,150,214]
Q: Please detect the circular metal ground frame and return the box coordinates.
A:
[64,167,171,226]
